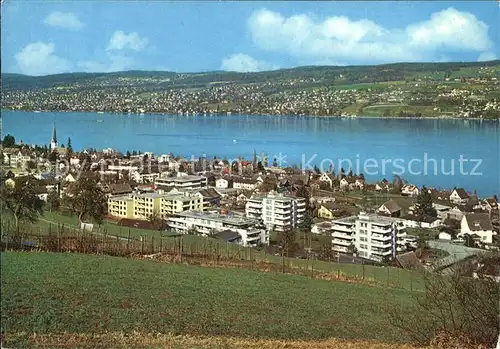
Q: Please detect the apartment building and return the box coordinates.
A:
[331,212,408,262]
[155,175,207,190]
[245,192,306,232]
[167,211,269,246]
[107,192,206,220]
[107,195,134,218]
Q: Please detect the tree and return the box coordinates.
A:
[126,150,131,158]
[389,255,500,347]
[67,137,73,156]
[63,178,106,224]
[295,185,311,210]
[46,190,60,212]
[259,176,276,193]
[132,150,137,156]
[25,160,37,173]
[48,151,58,164]
[298,211,313,232]
[348,169,353,177]
[414,186,437,221]
[313,165,321,174]
[2,134,15,148]
[0,177,44,229]
[148,210,167,231]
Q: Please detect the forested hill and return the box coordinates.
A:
[3,61,500,90]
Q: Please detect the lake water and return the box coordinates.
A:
[2,111,499,197]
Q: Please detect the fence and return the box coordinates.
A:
[1,224,425,292]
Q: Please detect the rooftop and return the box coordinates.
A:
[172,210,259,226]
[156,175,205,183]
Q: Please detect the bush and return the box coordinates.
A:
[389,256,500,348]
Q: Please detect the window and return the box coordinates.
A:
[359,236,367,242]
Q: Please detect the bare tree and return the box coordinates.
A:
[389,255,500,348]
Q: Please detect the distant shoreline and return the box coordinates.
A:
[2,108,498,121]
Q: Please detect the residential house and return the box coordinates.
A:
[375,179,391,192]
[233,177,259,191]
[354,178,365,190]
[311,221,334,234]
[377,200,402,217]
[433,203,453,220]
[318,172,336,188]
[450,188,470,205]
[447,206,466,221]
[167,210,268,246]
[401,215,442,229]
[108,183,133,197]
[460,213,496,244]
[483,198,499,212]
[401,185,419,197]
[339,177,356,190]
[216,177,233,189]
[317,202,342,219]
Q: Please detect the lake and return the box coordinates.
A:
[2,111,499,197]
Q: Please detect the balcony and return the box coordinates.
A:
[371,226,392,234]
[332,224,353,233]
[296,207,306,212]
[333,246,348,253]
[274,215,291,221]
[332,231,352,239]
[332,239,351,246]
[371,233,392,241]
[371,241,392,248]
[371,249,392,256]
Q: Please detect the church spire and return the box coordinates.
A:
[52,123,57,143]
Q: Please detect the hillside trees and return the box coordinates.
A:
[63,177,106,224]
[0,177,44,229]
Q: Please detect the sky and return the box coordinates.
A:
[2,1,500,76]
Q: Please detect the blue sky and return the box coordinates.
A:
[2,1,499,75]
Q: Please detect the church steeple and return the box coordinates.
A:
[50,122,58,151]
[52,123,57,143]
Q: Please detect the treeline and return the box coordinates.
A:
[3,60,499,91]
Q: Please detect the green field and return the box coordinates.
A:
[1,252,420,348]
[2,210,425,291]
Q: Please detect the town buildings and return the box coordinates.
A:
[167,210,269,246]
[245,192,306,232]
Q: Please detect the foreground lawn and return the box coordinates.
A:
[1,252,419,348]
[4,211,426,291]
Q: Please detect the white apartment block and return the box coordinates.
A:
[155,175,207,189]
[245,192,306,232]
[331,212,408,262]
[167,211,269,246]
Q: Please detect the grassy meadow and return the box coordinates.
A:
[1,252,422,348]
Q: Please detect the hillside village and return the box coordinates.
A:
[2,129,499,271]
[2,62,500,118]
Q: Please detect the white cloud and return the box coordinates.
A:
[477,52,498,62]
[220,53,278,72]
[248,7,494,64]
[43,11,84,30]
[107,31,148,52]
[407,8,492,51]
[77,54,134,73]
[15,42,72,76]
